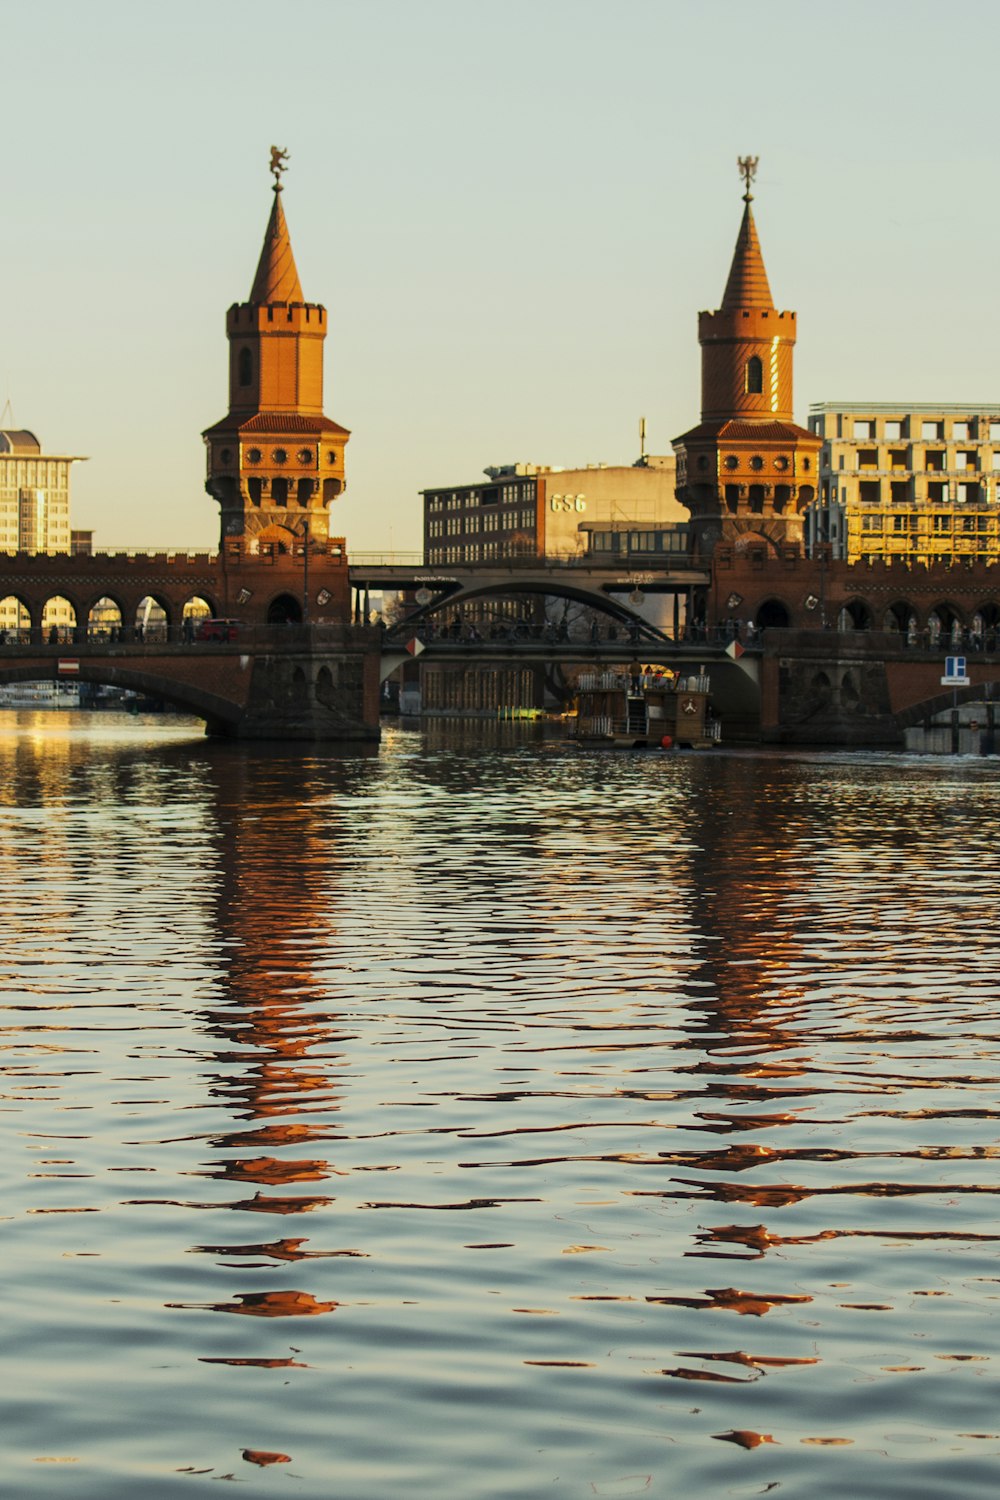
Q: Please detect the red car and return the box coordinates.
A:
[194,618,242,642]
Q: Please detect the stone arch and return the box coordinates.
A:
[799,483,815,506]
[808,670,833,714]
[756,597,791,629]
[267,592,302,625]
[974,602,1000,650]
[291,664,309,710]
[838,598,873,631]
[88,595,124,640]
[882,600,913,634]
[182,596,214,625]
[41,595,77,644]
[927,601,963,647]
[134,594,171,642]
[840,670,861,711]
[316,663,336,707]
[0,594,31,639]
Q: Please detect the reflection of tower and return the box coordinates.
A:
[673,159,820,559]
[203,149,351,552]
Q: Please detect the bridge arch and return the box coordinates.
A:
[972,602,1000,648]
[267,592,303,625]
[41,594,77,644]
[392,578,668,640]
[182,595,216,626]
[0,592,34,636]
[882,599,915,635]
[839,597,873,631]
[896,675,1000,730]
[927,601,965,646]
[87,594,125,639]
[755,597,791,629]
[135,593,172,641]
[0,658,243,732]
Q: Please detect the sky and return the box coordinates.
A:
[5,0,1000,554]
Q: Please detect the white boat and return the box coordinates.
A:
[0,680,81,709]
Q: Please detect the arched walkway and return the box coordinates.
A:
[756,598,790,629]
[267,593,303,625]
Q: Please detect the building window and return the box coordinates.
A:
[238,348,252,386]
[853,419,874,439]
[746,356,763,394]
[953,420,970,441]
[922,420,943,440]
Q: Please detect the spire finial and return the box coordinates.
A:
[269,145,290,193]
[737,155,758,204]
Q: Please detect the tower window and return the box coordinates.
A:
[238,348,253,387]
[746,356,763,394]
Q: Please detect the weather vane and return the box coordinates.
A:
[269,145,290,191]
[737,155,758,203]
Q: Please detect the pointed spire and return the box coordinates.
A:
[720,199,774,311]
[249,188,304,304]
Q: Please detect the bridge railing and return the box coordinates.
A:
[0,622,381,651]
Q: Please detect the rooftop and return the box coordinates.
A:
[810,401,1000,415]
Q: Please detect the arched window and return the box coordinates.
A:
[746,356,763,394]
[238,347,253,387]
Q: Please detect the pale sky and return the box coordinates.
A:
[4,0,1000,552]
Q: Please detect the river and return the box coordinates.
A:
[3,712,1000,1498]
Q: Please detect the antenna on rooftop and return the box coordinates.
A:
[0,398,13,429]
[639,416,647,465]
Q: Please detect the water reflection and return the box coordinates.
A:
[6,720,1000,1497]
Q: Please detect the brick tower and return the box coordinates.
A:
[673,159,820,559]
[203,149,350,550]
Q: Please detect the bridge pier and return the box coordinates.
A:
[206,632,383,742]
[0,628,384,743]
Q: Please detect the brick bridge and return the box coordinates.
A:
[2,542,1000,745]
[0,542,382,740]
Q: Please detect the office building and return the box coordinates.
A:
[808,402,1000,565]
[422,456,686,567]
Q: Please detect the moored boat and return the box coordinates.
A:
[572,668,720,749]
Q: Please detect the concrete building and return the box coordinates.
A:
[0,430,85,554]
[807,402,1000,565]
[423,456,686,567]
[0,429,86,633]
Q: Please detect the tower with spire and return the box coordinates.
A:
[203,149,350,550]
[673,158,820,559]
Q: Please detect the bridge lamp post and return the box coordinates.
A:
[302,517,310,628]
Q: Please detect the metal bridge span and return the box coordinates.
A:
[348,556,710,631]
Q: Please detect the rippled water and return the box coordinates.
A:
[4,712,1000,1498]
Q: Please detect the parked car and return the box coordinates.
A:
[194,618,242,642]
